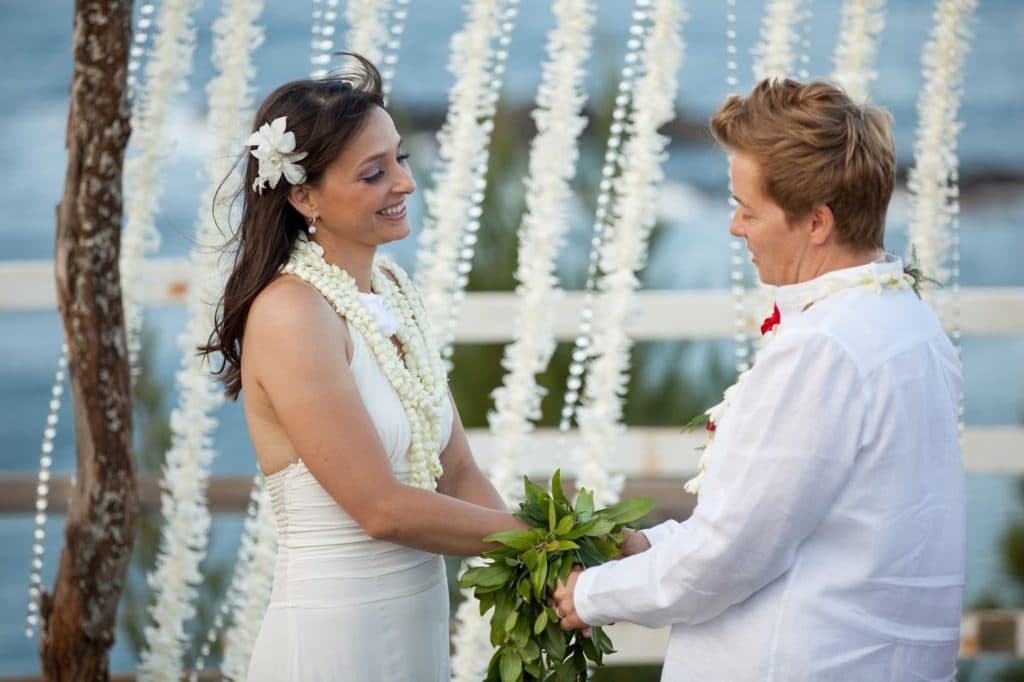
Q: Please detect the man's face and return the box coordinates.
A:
[727,152,813,287]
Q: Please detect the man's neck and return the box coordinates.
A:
[796,246,880,284]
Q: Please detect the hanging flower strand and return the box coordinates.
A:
[831,0,888,102]
[414,0,519,366]
[449,2,596,680]
[138,0,265,677]
[751,0,804,81]
[344,0,391,67]
[906,0,978,290]
[572,0,688,507]
[121,0,200,378]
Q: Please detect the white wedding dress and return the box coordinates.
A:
[247,296,455,681]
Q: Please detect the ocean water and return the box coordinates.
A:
[0,0,1022,674]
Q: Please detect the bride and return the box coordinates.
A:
[201,55,523,680]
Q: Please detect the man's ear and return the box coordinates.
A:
[808,203,835,246]
[287,185,315,221]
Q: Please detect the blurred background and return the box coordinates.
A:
[0,1,1021,678]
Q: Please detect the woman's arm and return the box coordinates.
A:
[247,277,523,556]
[435,394,507,511]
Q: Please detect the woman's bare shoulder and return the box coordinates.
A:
[245,275,349,357]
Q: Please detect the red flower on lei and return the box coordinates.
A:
[760,303,781,336]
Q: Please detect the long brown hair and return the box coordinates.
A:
[200,54,384,400]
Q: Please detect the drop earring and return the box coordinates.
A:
[308,215,317,235]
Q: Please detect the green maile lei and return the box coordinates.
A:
[460,471,654,682]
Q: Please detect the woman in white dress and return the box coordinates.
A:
[200,55,523,680]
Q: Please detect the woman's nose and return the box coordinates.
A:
[395,164,416,195]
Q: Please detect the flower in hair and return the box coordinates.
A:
[247,116,308,194]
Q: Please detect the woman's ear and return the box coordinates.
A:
[808,203,835,246]
[287,185,315,221]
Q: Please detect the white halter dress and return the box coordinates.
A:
[247,294,455,681]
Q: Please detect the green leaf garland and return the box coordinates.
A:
[461,471,654,681]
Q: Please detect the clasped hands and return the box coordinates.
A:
[549,527,651,635]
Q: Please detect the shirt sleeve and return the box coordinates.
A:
[574,330,866,629]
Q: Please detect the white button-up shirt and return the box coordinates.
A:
[574,259,965,681]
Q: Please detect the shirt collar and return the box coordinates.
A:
[774,253,905,319]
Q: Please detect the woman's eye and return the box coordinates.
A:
[397,152,410,164]
[363,169,384,183]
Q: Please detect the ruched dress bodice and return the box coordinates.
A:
[247,306,455,681]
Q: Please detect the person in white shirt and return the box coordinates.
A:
[551,78,966,682]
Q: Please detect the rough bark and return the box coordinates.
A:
[40,1,137,680]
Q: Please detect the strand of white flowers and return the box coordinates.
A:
[345,0,391,66]
[128,2,158,99]
[310,0,340,79]
[751,0,803,82]
[906,0,977,290]
[572,0,687,507]
[724,0,752,375]
[121,0,199,379]
[831,0,887,102]
[23,345,67,638]
[379,0,411,105]
[138,1,265,677]
[283,243,448,488]
[187,476,271,681]
[219,481,277,681]
[557,0,649,433]
[449,4,596,680]
[414,0,512,364]
[796,0,814,80]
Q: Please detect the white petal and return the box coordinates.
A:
[282,160,306,185]
[269,116,288,139]
[278,131,296,153]
[265,167,284,189]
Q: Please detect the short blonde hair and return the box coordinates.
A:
[710,78,895,250]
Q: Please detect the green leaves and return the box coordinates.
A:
[468,470,655,681]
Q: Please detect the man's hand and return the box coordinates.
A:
[617,528,651,557]
[552,566,591,636]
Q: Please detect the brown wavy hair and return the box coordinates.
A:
[710,78,896,250]
[199,54,384,400]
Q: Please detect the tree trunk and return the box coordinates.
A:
[40,1,137,680]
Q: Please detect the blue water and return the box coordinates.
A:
[1,0,1022,675]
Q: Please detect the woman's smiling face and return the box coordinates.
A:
[306,105,416,248]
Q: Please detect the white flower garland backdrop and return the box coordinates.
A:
[414,0,519,368]
[138,0,265,677]
[571,0,688,507]
[449,2,597,677]
[23,0,974,674]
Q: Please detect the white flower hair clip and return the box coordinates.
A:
[247,116,309,194]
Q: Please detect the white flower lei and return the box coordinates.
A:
[139,0,265,677]
[572,0,687,508]
[121,0,199,377]
[751,0,804,81]
[415,0,513,356]
[219,481,277,681]
[684,266,916,495]
[281,238,448,489]
[344,0,390,66]
[831,0,888,102]
[906,0,977,290]
[450,2,596,679]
